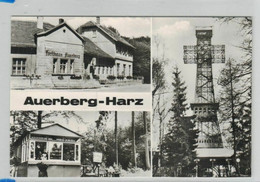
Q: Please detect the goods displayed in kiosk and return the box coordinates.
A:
[12,124,81,177]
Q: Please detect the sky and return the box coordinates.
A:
[152,17,248,149]
[10,111,149,139]
[152,17,245,106]
[39,111,140,134]
[11,16,151,38]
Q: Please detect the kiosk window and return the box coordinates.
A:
[75,145,79,161]
[30,141,35,159]
[63,143,75,161]
[35,142,47,160]
[12,58,26,75]
[49,142,62,160]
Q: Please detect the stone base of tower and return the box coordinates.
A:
[195,148,234,177]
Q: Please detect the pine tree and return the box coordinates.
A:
[161,67,198,177]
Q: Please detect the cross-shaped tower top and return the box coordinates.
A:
[183,27,225,149]
[183,27,225,103]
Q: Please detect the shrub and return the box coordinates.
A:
[58,75,64,80]
[85,75,90,80]
[107,75,116,80]
[93,75,99,80]
[126,76,132,79]
[117,75,125,80]
[137,76,143,80]
[70,75,82,79]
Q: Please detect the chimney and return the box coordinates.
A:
[37,17,43,29]
[59,18,65,24]
[96,17,100,24]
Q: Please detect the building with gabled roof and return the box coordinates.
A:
[13,123,82,177]
[10,17,136,89]
[77,19,135,78]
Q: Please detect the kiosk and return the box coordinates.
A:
[13,124,82,177]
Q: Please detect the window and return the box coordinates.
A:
[75,145,79,161]
[49,142,62,160]
[70,60,74,74]
[117,63,120,76]
[102,67,104,74]
[35,142,47,160]
[123,64,126,76]
[29,140,80,162]
[129,65,131,76]
[53,59,74,74]
[63,143,75,161]
[53,58,58,74]
[30,141,35,159]
[12,58,26,75]
[60,59,67,74]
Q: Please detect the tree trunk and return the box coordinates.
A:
[37,111,43,129]
[132,111,136,167]
[158,96,162,168]
[115,111,118,166]
[144,111,151,170]
[94,129,97,151]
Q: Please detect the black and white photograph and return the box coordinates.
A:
[152,17,252,177]
[10,111,151,177]
[10,17,151,92]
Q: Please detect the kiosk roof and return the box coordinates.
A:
[31,123,82,138]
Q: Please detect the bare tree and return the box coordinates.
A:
[132,111,137,168]
[143,111,151,170]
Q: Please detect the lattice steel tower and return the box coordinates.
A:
[183,27,225,149]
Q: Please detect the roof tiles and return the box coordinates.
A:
[11,20,115,59]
